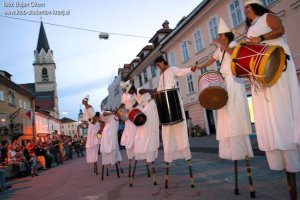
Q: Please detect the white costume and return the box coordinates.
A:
[213,40,253,160]
[134,90,160,162]
[120,92,138,159]
[247,13,300,172]
[157,66,192,162]
[100,111,122,165]
[86,122,101,163]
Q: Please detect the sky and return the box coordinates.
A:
[0,0,202,121]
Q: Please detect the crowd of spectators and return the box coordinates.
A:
[0,134,86,192]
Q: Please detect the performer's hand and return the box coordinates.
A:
[249,36,261,44]
[191,66,197,72]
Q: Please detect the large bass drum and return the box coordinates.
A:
[154,88,183,125]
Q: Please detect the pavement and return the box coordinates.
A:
[0,135,299,200]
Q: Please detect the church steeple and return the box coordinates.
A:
[36,22,50,53]
[34,21,53,64]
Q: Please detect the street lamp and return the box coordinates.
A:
[99,32,109,40]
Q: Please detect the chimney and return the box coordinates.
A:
[162,20,169,29]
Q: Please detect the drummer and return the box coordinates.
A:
[119,81,138,177]
[154,55,197,188]
[195,19,254,196]
[243,1,300,199]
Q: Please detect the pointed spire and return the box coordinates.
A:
[36,21,50,53]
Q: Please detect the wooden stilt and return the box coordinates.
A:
[106,167,109,176]
[245,156,256,198]
[116,163,120,178]
[146,160,150,178]
[130,160,138,187]
[101,165,104,181]
[118,161,124,174]
[286,171,297,200]
[188,159,195,188]
[128,159,132,178]
[93,163,96,174]
[152,161,157,186]
[234,160,239,195]
[164,162,169,189]
[94,162,98,175]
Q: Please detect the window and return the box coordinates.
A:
[263,0,274,6]
[229,0,243,27]
[143,69,148,83]
[181,42,190,61]
[194,30,204,52]
[0,90,4,101]
[19,99,22,108]
[209,17,218,41]
[187,74,195,93]
[8,90,15,106]
[150,64,156,78]
[169,51,176,66]
[138,74,143,86]
[23,101,27,109]
[176,80,180,92]
[41,67,49,82]
[0,113,6,127]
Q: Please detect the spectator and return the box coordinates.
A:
[35,143,47,170]
[52,136,63,164]
[0,141,8,163]
[0,169,11,192]
[7,144,29,176]
[29,151,38,177]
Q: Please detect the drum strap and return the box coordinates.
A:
[218,51,226,70]
[283,54,290,72]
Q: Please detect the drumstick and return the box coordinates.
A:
[232,29,250,40]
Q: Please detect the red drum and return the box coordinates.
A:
[115,107,128,121]
[198,71,228,110]
[231,43,285,86]
[128,108,147,126]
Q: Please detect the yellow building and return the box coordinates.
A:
[0,70,35,144]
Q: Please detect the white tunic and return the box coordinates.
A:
[247,13,300,151]
[100,111,122,165]
[134,91,160,162]
[157,66,192,162]
[120,92,138,159]
[213,41,253,160]
[85,123,101,163]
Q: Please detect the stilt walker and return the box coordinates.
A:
[100,105,123,180]
[243,1,300,199]
[154,56,197,189]
[130,88,160,187]
[196,18,255,197]
[119,81,138,179]
[82,95,103,175]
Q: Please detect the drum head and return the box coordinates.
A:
[133,114,147,126]
[257,45,285,86]
[198,86,228,110]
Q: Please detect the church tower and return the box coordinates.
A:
[33,22,59,118]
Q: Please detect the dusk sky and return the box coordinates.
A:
[0,0,201,120]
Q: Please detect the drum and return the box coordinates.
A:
[198,71,228,110]
[231,43,285,86]
[115,107,128,121]
[128,108,147,126]
[154,89,183,125]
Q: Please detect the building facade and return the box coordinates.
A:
[35,111,61,139]
[60,117,78,137]
[0,70,35,144]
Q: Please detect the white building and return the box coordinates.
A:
[35,111,61,139]
[60,117,78,137]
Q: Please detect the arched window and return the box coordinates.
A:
[41,68,49,82]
